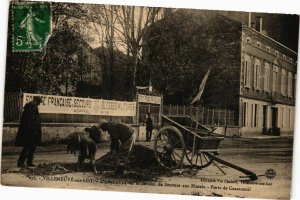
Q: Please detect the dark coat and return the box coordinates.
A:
[66,132,97,162]
[86,126,101,144]
[15,102,42,147]
[100,122,134,150]
[146,116,153,131]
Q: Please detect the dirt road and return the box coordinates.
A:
[1,137,293,199]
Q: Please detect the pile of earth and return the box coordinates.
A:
[94,144,170,181]
[6,145,171,181]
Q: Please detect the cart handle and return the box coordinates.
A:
[161,114,213,140]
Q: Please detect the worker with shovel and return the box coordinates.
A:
[98,119,135,175]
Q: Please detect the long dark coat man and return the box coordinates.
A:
[15,96,43,167]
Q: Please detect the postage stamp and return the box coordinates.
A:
[12,2,51,51]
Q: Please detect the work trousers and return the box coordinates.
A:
[17,144,37,165]
[117,134,135,166]
[146,129,153,142]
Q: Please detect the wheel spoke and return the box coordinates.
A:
[161,133,168,143]
[156,143,167,148]
[172,150,182,159]
[156,149,167,156]
[186,150,192,155]
[156,149,165,154]
[203,153,209,163]
[172,140,182,147]
[195,153,199,165]
[163,131,170,141]
[168,153,173,166]
[157,149,167,155]
[171,153,179,166]
[172,153,180,162]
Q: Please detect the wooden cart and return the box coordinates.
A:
[154,115,257,180]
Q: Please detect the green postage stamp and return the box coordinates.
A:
[12,2,51,51]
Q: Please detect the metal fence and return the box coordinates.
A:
[3,93,234,126]
[4,92,21,123]
[163,105,235,126]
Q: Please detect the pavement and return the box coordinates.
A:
[241,135,293,140]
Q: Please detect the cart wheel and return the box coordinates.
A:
[185,149,213,169]
[154,126,185,169]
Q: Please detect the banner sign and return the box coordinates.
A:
[137,94,162,105]
[23,93,136,116]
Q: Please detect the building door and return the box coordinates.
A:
[271,107,280,135]
[262,105,268,134]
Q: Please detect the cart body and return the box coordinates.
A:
[161,115,223,152]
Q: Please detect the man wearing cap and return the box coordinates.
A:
[98,119,135,174]
[146,112,154,142]
[15,96,43,167]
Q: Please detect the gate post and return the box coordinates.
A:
[136,93,139,124]
[159,95,163,125]
[19,91,23,122]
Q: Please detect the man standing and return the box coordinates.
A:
[98,119,135,174]
[15,96,43,167]
[146,112,153,142]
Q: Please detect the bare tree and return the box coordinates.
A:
[114,6,161,90]
[82,5,120,98]
[82,5,161,97]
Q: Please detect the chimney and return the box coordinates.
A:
[248,12,252,28]
[255,16,263,33]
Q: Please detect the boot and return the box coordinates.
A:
[26,162,36,167]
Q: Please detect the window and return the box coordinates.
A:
[254,104,258,127]
[266,46,271,53]
[257,42,261,48]
[281,69,286,96]
[288,72,293,97]
[246,37,251,43]
[275,51,279,56]
[243,55,251,87]
[253,59,261,90]
[283,55,286,60]
[289,58,293,63]
[242,102,247,127]
[293,74,297,97]
[287,109,291,128]
[272,65,279,92]
[281,108,285,128]
[264,62,270,92]
[251,103,258,127]
[250,104,253,127]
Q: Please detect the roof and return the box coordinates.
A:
[243,26,298,56]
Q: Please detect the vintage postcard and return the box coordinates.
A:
[1,0,299,199]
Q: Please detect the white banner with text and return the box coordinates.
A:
[23,93,136,116]
[137,94,162,105]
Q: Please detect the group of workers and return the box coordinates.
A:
[14,96,154,175]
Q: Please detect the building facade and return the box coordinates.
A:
[143,10,298,137]
[239,25,297,136]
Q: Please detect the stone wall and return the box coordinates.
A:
[2,123,142,145]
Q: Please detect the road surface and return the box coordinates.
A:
[1,137,294,199]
